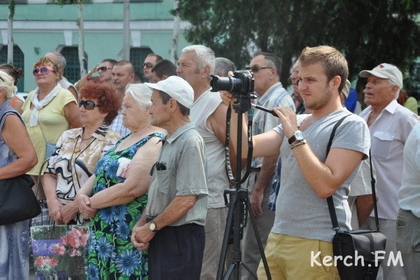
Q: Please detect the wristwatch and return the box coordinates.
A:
[149,221,159,232]
[288,130,305,145]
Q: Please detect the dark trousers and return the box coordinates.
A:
[149,224,205,280]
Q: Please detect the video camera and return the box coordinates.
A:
[210,70,255,113]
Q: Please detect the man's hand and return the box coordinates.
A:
[250,188,264,217]
[131,223,156,251]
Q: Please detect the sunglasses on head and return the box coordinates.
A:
[79,100,102,110]
[245,65,273,73]
[97,66,111,72]
[33,67,54,76]
[143,62,154,69]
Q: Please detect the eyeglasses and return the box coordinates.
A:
[245,66,273,73]
[79,100,102,110]
[33,67,55,76]
[97,66,111,72]
[149,161,167,177]
[143,62,154,69]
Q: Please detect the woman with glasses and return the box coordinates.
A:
[21,57,82,200]
[0,71,38,279]
[75,83,165,279]
[42,82,121,227]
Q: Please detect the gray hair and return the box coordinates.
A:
[0,71,16,100]
[125,83,152,109]
[214,57,236,77]
[45,51,67,69]
[181,45,215,75]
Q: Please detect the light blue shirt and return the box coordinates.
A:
[399,122,420,218]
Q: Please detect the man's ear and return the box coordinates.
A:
[168,98,177,111]
[330,75,342,91]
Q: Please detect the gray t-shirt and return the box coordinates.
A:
[273,108,370,242]
[146,123,208,226]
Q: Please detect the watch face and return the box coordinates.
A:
[149,222,156,231]
[295,131,304,140]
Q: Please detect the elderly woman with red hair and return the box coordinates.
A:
[42,82,121,226]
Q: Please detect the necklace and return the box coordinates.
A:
[82,136,93,141]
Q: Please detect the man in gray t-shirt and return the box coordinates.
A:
[223,46,370,279]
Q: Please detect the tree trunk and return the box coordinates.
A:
[170,0,180,64]
[78,3,86,78]
[7,4,14,64]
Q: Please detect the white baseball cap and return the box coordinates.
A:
[359,63,403,90]
[145,76,194,109]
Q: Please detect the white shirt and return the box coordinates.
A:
[359,99,418,220]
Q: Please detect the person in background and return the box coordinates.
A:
[241,52,295,279]
[149,59,177,83]
[43,82,121,226]
[177,45,232,280]
[359,63,418,280]
[133,70,144,83]
[22,57,81,200]
[341,80,375,229]
[110,60,135,137]
[132,76,208,279]
[44,51,78,100]
[289,59,306,114]
[75,58,117,92]
[0,63,24,113]
[214,57,236,76]
[142,53,163,82]
[397,90,418,115]
[76,83,164,279]
[397,121,420,280]
[0,70,38,279]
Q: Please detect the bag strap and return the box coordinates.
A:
[369,150,380,231]
[325,115,351,230]
[326,115,380,232]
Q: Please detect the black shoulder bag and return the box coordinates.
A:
[0,111,41,225]
[326,115,386,280]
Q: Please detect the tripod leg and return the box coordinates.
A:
[217,190,237,280]
[245,198,271,280]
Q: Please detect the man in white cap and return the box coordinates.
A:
[359,63,418,280]
[131,75,208,279]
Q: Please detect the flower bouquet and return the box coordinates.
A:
[31,225,89,280]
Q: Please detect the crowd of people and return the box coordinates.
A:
[0,43,418,280]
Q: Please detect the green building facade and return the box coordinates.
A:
[0,0,190,92]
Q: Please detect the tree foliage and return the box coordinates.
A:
[177,0,419,90]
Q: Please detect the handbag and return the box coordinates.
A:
[0,174,42,225]
[326,115,386,280]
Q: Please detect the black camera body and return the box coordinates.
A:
[210,70,255,113]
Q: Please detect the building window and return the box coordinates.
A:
[130,47,153,82]
[0,45,25,91]
[61,46,87,84]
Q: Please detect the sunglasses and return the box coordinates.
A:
[143,62,154,69]
[79,100,102,110]
[33,67,55,76]
[97,66,111,72]
[245,66,273,73]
